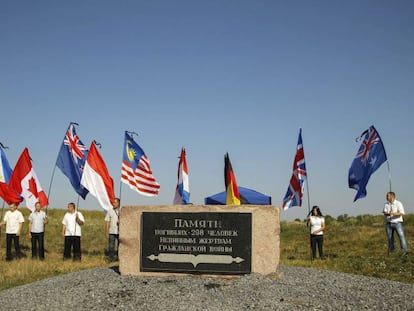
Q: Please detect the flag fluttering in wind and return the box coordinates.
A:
[80,142,115,211]
[121,132,160,196]
[224,152,241,205]
[348,125,387,202]
[282,129,307,210]
[8,148,49,211]
[56,123,89,199]
[173,147,190,204]
[0,146,23,204]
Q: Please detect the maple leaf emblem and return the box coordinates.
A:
[27,177,39,199]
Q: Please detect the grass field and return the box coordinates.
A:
[0,208,412,291]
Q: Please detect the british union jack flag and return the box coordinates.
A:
[56,123,89,199]
[282,129,307,210]
[348,125,387,201]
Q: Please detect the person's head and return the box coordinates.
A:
[67,202,76,213]
[386,192,395,203]
[311,205,323,216]
[112,197,120,209]
[9,202,18,211]
[34,201,42,212]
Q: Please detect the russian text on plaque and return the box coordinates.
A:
[141,212,252,274]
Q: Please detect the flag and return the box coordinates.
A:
[8,148,49,211]
[121,132,160,196]
[56,123,89,199]
[0,147,23,204]
[80,142,115,211]
[173,147,190,204]
[224,152,241,205]
[282,129,307,210]
[348,125,387,201]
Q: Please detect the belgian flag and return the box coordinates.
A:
[224,152,241,205]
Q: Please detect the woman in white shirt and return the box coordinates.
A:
[307,205,326,260]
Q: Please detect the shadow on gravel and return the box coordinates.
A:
[109,266,120,274]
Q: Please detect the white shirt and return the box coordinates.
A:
[309,216,325,235]
[383,199,404,223]
[3,210,24,234]
[29,210,47,233]
[62,212,85,236]
[105,208,119,235]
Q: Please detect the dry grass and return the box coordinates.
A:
[280,214,414,284]
[0,209,413,291]
[0,208,111,290]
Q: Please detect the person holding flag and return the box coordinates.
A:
[105,197,120,262]
[28,201,49,260]
[61,202,85,261]
[306,205,326,260]
[0,202,24,261]
[383,192,407,253]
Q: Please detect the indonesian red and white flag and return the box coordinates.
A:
[8,148,49,211]
[80,141,115,211]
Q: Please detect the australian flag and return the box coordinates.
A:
[348,125,387,202]
[56,123,89,199]
[282,129,307,210]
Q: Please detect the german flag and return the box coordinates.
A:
[224,152,241,205]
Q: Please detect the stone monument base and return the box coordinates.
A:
[119,205,279,277]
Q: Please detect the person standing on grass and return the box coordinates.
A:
[105,197,120,262]
[307,205,325,260]
[61,202,84,261]
[28,201,48,260]
[383,191,407,253]
[0,202,24,261]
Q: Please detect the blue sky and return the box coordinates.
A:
[1,1,413,221]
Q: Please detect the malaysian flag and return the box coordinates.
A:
[348,125,387,201]
[120,132,160,196]
[56,123,89,199]
[173,147,190,204]
[282,129,307,210]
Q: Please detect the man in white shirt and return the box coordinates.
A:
[383,192,407,253]
[61,202,85,261]
[0,202,24,261]
[28,201,48,259]
[105,197,120,262]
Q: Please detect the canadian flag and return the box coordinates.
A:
[9,148,49,211]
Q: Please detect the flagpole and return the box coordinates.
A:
[301,129,313,260]
[386,161,392,192]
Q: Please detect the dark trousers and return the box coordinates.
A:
[64,236,81,260]
[310,234,324,259]
[6,234,21,260]
[31,232,45,259]
[108,234,119,261]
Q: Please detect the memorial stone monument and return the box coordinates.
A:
[119,205,279,277]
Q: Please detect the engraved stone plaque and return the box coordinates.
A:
[141,212,252,274]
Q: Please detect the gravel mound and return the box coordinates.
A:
[1,265,413,310]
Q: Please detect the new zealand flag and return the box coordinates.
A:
[56,123,89,199]
[348,125,387,201]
